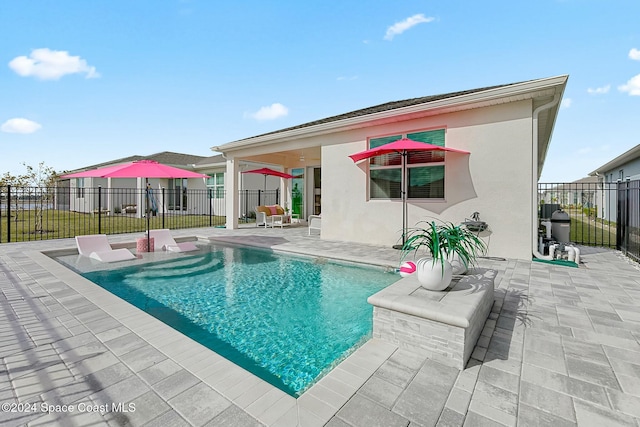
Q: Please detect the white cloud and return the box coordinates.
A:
[384,14,434,41]
[629,48,640,61]
[1,118,42,134]
[337,76,358,81]
[618,74,640,96]
[577,147,592,155]
[247,103,289,121]
[561,98,572,108]
[587,85,610,94]
[9,48,100,80]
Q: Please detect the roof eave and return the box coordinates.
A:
[212,75,569,153]
[589,144,640,176]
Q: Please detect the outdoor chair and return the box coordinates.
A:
[149,229,198,252]
[308,215,321,236]
[255,205,287,228]
[75,234,136,262]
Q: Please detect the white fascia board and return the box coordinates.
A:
[212,75,569,153]
[589,143,640,176]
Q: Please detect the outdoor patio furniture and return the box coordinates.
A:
[148,229,198,252]
[308,215,321,235]
[75,234,136,262]
[255,205,287,228]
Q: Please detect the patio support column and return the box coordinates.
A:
[281,177,290,211]
[225,156,239,229]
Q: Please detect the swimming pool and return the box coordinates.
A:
[77,243,398,396]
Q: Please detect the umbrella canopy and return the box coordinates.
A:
[349,138,469,163]
[61,160,208,252]
[241,167,294,179]
[61,160,208,179]
[242,167,294,191]
[349,138,470,249]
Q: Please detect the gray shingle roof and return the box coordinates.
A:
[230,80,529,143]
[69,151,208,172]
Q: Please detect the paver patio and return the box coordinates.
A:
[0,226,639,426]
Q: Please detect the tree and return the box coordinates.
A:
[0,162,59,233]
[1,171,28,225]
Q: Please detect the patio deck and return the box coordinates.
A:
[1,225,639,426]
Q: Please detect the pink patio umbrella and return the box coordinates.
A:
[241,167,294,191]
[349,138,470,249]
[62,160,208,250]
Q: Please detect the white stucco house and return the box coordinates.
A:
[589,143,640,222]
[213,75,569,261]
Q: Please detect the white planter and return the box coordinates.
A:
[448,253,468,275]
[416,257,453,291]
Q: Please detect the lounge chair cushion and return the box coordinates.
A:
[256,206,271,216]
[268,205,278,215]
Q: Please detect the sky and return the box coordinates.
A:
[1,0,639,182]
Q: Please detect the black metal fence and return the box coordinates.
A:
[0,185,286,243]
[538,180,640,262]
[238,189,281,221]
[617,179,640,263]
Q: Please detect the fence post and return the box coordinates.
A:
[258,189,261,207]
[161,188,165,229]
[276,188,280,205]
[98,186,102,234]
[244,190,248,222]
[6,185,10,243]
[208,188,212,227]
[616,180,623,251]
[625,178,630,256]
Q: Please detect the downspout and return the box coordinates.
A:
[532,93,561,260]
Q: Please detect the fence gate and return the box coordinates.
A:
[617,179,640,263]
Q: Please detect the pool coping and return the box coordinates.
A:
[31,236,401,426]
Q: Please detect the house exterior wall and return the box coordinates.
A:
[319,100,535,260]
[600,157,640,222]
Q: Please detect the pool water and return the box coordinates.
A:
[79,243,398,396]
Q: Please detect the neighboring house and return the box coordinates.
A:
[213,75,569,260]
[60,151,209,216]
[59,151,283,217]
[589,143,640,222]
[539,176,598,208]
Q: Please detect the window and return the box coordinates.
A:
[76,178,85,198]
[369,129,446,200]
[206,173,224,199]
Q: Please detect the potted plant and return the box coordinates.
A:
[401,220,486,291]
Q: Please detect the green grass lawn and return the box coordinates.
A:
[569,215,616,248]
[0,209,226,243]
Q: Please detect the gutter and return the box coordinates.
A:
[532,93,562,261]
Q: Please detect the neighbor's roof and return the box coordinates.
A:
[64,151,208,174]
[589,143,640,176]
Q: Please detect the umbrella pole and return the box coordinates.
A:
[392,151,407,250]
[146,182,151,252]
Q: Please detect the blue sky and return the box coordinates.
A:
[1,0,639,182]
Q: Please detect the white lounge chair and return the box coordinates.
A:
[308,215,321,236]
[149,229,198,252]
[75,234,136,262]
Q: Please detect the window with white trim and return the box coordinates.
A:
[369,129,445,200]
[76,178,85,198]
[206,173,225,199]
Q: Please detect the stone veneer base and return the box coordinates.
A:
[368,268,495,370]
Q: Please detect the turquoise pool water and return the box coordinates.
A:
[79,243,398,396]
